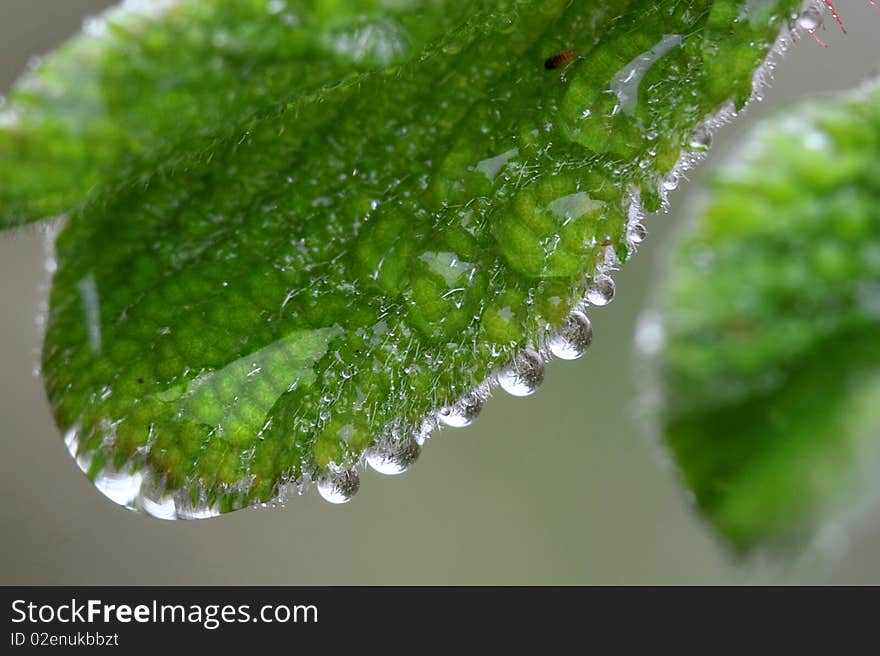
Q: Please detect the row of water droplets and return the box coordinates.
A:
[314,1,823,507]
[315,229,625,505]
[56,2,817,517]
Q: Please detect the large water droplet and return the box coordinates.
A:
[94,467,144,507]
[797,6,823,31]
[437,392,483,428]
[175,493,222,520]
[549,311,593,360]
[627,222,648,245]
[317,467,360,504]
[497,349,545,397]
[586,273,616,307]
[366,434,421,475]
[138,473,177,520]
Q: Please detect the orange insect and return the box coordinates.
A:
[544,49,575,70]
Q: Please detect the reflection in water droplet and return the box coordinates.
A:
[366,434,421,475]
[497,349,544,397]
[175,494,222,520]
[138,474,178,520]
[317,467,360,504]
[437,392,483,428]
[142,496,176,520]
[797,6,823,32]
[63,426,80,459]
[627,222,648,245]
[549,311,593,360]
[586,273,616,306]
[94,467,144,507]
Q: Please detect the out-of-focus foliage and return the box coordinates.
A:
[656,82,880,551]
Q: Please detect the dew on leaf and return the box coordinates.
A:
[796,6,824,32]
[549,310,593,361]
[174,495,222,520]
[586,273,616,307]
[138,473,178,520]
[0,0,809,515]
[497,348,545,397]
[93,466,144,507]
[366,433,421,475]
[627,222,648,245]
[317,467,360,504]
[662,175,680,192]
[437,391,484,428]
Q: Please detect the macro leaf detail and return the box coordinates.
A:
[0,0,800,516]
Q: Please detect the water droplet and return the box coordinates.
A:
[797,7,823,32]
[366,434,421,475]
[628,223,648,245]
[175,494,222,520]
[437,392,483,428]
[94,467,144,507]
[586,274,616,307]
[549,311,593,361]
[497,349,545,397]
[662,175,679,192]
[689,126,712,150]
[317,467,360,504]
[138,474,178,520]
[609,34,683,116]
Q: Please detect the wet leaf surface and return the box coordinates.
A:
[0,0,799,516]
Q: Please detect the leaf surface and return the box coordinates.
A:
[1,0,799,516]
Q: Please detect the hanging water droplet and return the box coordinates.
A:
[689,126,712,150]
[174,492,222,520]
[138,472,177,520]
[366,434,421,475]
[797,6,823,32]
[548,311,593,361]
[437,392,483,428]
[586,273,616,306]
[497,349,544,397]
[627,222,648,245]
[94,466,145,507]
[662,174,679,192]
[317,467,360,504]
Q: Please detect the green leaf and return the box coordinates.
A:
[6,0,800,517]
[0,0,495,228]
[653,81,880,552]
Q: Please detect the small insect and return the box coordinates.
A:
[544,49,575,70]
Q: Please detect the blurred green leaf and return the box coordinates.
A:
[1,0,800,516]
[655,82,880,552]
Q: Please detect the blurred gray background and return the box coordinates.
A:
[2,0,880,584]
